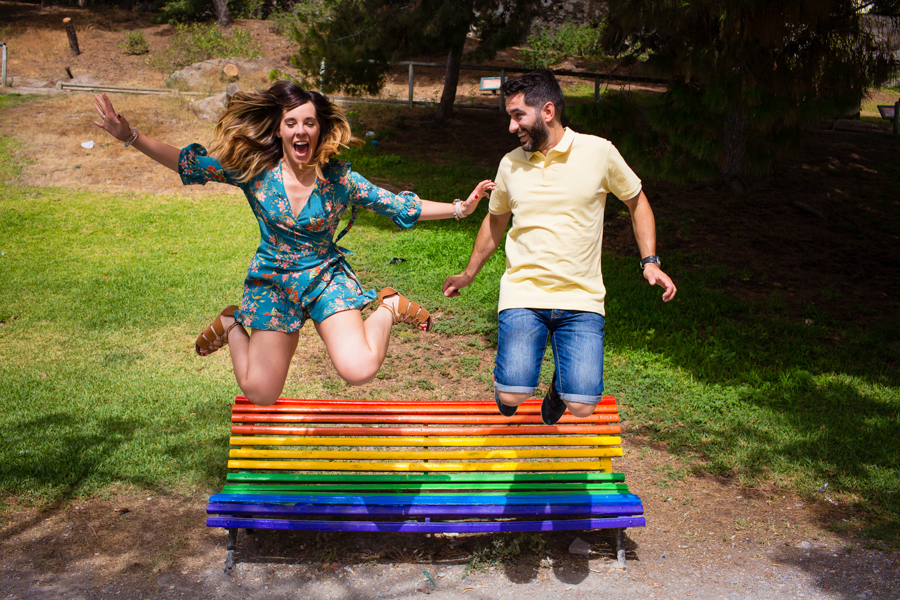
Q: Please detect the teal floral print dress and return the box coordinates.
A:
[179,144,422,332]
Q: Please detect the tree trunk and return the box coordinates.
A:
[722,110,746,179]
[212,0,233,28]
[63,18,81,57]
[435,40,464,122]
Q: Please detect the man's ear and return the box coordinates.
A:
[541,101,556,124]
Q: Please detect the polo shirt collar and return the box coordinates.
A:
[527,127,575,161]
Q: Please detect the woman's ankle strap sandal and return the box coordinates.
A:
[377,287,433,332]
[195,305,241,356]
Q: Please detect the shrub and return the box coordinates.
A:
[148,23,262,73]
[518,21,607,70]
[154,0,213,24]
[120,31,150,56]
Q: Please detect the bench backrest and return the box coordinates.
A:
[223,396,626,492]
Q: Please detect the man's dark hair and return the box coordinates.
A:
[501,70,565,121]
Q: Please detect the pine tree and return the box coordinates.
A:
[290,0,538,120]
[603,0,899,180]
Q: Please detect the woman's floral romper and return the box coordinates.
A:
[179,144,422,332]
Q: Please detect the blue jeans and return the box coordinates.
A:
[494,309,605,405]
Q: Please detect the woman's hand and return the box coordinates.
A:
[91,93,182,171]
[457,179,496,217]
[92,93,132,142]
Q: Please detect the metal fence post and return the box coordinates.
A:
[594,75,600,102]
[499,69,505,112]
[894,98,899,136]
[1,43,7,87]
[408,63,414,108]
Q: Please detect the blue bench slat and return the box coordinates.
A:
[208,492,643,506]
[206,515,647,533]
[207,501,644,518]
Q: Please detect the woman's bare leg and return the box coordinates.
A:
[314,301,399,386]
[213,314,299,406]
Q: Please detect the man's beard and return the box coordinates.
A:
[520,119,549,152]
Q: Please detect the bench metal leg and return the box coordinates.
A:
[615,528,627,569]
[225,528,238,574]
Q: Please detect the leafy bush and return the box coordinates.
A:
[518,21,607,69]
[148,23,261,73]
[120,31,150,56]
[154,0,214,24]
[268,1,333,37]
[233,0,266,18]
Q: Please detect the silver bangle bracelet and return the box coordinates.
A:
[124,128,139,148]
[453,199,463,220]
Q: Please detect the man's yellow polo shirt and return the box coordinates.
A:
[488,127,642,315]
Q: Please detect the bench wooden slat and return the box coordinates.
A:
[229,448,622,460]
[206,516,647,533]
[231,424,622,436]
[225,472,626,483]
[210,492,641,504]
[229,435,622,447]
[221,483,631,493]
[235,397,617,408]
[231,414,619,424]
[208,502,642,518]
[226,458,614,472]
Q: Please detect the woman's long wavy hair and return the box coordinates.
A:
[209,80,360,182]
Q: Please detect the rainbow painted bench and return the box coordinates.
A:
[206,396,645,570]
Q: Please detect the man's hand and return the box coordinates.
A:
[643,264,677,302]
[443,272,474,297]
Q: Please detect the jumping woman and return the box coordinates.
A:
[92,81,493,406]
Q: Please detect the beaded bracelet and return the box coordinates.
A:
[453,199,463,220]
[124,128,139,148]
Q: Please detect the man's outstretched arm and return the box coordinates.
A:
[443,211,511,297]
[623,191,677,302]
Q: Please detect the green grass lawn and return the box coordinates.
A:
[1,100,898,547]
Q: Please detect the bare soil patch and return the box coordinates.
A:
[2,3,899,599]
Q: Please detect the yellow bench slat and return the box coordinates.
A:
[229,448,622,460]
[226,458,614,472]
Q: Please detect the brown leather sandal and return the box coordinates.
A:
[195,305,242,356]
[377,287,433,332]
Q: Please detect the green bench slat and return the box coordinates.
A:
[225,472,626,484]
[223,483,628,494]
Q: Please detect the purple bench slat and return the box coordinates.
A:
[208,492,643,506]
[207,515,647,533]
[207,501,644,519]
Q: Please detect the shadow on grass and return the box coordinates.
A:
[0,407,228,513]
[0,411,141,532]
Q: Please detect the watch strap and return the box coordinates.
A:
[640,255,660,270]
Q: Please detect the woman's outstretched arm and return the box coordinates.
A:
[417,179,495,221]
[92,93,181,172]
